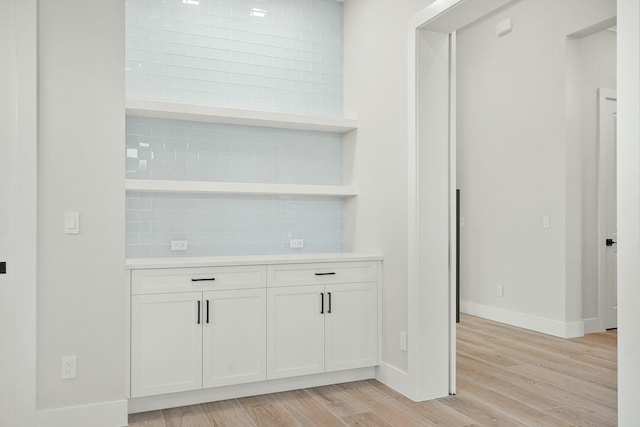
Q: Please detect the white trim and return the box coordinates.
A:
[37,400,127,427]
[461,301,585,338]
[617,2,640,421]
[125,179,358,197]
[448,30,457,396]
[406,7,419,401]
[375,362,410,398]
[129,367,375,413]
[126,98,358,133]
[410,0,515,33]
[583,317,604,334]
[407,0,519,403]
[565,321,586,338]
[410,27,451,402]
[15,0,38,424]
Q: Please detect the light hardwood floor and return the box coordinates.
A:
[129,314,617,426]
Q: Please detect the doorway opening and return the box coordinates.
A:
[409,0,617,400]
[565,25,618,333]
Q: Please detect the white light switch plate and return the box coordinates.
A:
[64,211,80,234]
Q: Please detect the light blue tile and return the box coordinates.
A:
[152,244,173,257]
[152,222,175,233]
[126,244,152,258]
[125,193,344,258]
[126,0,343,115]
[127,222,152,233]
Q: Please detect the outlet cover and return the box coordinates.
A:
[62,356,76,379]
[289,239,304,249]
[171,240,188,251]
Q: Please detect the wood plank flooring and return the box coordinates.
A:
[129,314,617,426]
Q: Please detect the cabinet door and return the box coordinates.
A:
[267,285,325,379]
[324,282,378,372]
[131,293,203,397]
[202,289,266,388]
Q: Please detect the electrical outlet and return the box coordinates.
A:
[62,356,76,379]
[289,238,304,248]
[497,285,504,297]
[170,240,188,251]
[400,332,408,352]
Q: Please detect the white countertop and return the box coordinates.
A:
[126,252,383,269]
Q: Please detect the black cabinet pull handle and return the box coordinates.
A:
[206,300,210,324]
[320,293,324,314]
[197,300,201,324]
[328,292,332,313]
[192,277,216,282]
[315,272,336,276]
[606,238,617,246]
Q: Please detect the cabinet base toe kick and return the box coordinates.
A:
[128,366,377,414]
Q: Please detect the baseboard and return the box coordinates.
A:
[461,301,584,338]
[128,367,375,414]
[375,362,410,397]
[37,399,127,427]
[583,317,604,334]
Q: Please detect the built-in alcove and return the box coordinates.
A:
[125,0,359,258]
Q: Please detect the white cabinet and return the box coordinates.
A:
[130,266,267,398]
[129,258,379,399]
[202,289,266,388]
[266,285,325,379]
[131,292,203,397]
[266,262,378,380]
[324,282,378,372]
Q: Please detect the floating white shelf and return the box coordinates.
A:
[125,179,358,197]
[126,99,358,134]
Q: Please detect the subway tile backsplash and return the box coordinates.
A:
[126,116,343,184]
[126,192,344,258]
[126,0,344,116]
[125,0,347,258]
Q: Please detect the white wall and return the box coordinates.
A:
[457,0,615,336]
[37,0,126,424]
[567,31,617,325]
[2,1,38,426]
[617,1,640,423]
[343,0,433,373]
[0,2,18,424]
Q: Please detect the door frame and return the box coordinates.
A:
[7,0,38,424]
[406,0,518,401]
[597,88,617,330]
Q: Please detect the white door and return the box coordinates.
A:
[324,282,378,372]
[598,89,617,329]
[0,0,18,424]
[267,285,325,379]
[131,293,203,397]
[202,289,266,388]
